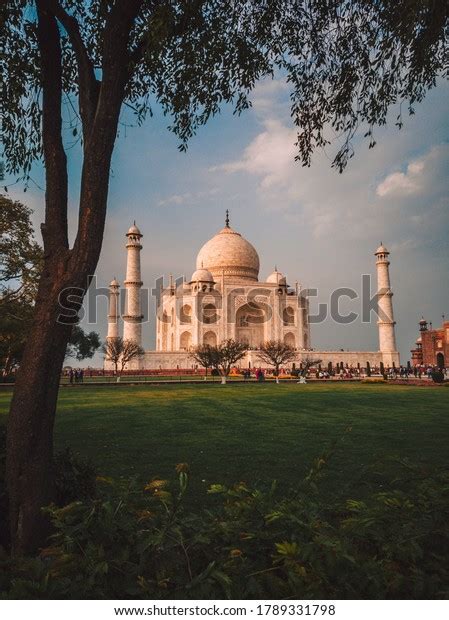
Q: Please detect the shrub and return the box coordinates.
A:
[53,448,97,506]
[1,456,448,600]
[431,370,445,383]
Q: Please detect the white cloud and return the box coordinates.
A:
[376,171,418,197]
[376,145,448,198]
[376,159,424,197]
[157,187,219,207]
[157,193,191,207]
[210,120,296,188]
[250,77,290,117]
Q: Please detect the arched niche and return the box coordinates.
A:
[202,303,218,325]
[283,306,295,325]
[203,331,217,347]
[284,332,296,348]
[162,310,169,351]
[180,331,192,350]
[180,304,192,324]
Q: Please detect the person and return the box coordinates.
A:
[79,368,84,383]
[69,369,74,384]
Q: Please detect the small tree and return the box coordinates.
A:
[298,357,323,383]
[0,195,43,304]
[0,296,35,378]
[216,339,249,385]
[258,340,298,384]
[65,326,101,362]
[191,345,220,381]
[102,337,144,381]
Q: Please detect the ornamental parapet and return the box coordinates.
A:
[123,314,144,322]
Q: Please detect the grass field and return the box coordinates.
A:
[1,383,448,503]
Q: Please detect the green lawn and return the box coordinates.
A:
[1,383,448,503]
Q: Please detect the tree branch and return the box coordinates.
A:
[72,0,144,272]
[36,1,68,252]
[42,0,99,141]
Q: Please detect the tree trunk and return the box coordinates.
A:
[6,0,143,555]
[6,259,73,554]
[6,235,110,554]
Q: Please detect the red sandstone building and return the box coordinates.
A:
[411,318,448,368]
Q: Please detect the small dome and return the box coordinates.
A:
[416,336,422,344]
[196,224,260,281]
[127,222,142,236]
[110,278,119,287]
[190,268,214,283]
[419,317,427,325]
[266,269,286,285]
[375,243,389,255]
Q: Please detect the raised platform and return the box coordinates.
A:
[104,349,400,371]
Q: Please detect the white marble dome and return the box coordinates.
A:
[190,267,214,283]
[127,223,142,236]
[196,225,260,281]
[266,269,286,285]
[375,243,388,254]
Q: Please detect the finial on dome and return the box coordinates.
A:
[275,265,277,271]
[127,221,142,236]
[225,209,230,228]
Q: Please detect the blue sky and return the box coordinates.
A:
[8,77,449,366]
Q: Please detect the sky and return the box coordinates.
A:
[6,77,449,367]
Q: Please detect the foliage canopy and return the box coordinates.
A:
[3,0,448,177]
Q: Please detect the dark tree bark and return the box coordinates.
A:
[6,0,143,555]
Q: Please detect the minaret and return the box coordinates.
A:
[107,278,120,340]
[123,222,143,345]
[375,243,397,354]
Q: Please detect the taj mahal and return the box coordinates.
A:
[105,213,400,370]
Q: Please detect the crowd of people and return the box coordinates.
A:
[237,364,448,381]
[66,368,84,384]
[306,364,448,381]
[59,364,447,383]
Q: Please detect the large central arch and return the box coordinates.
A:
[235,302,267,348]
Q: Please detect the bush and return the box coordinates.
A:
[53,448,97,506]
[431,370,445,383]
[1,456,448,600]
